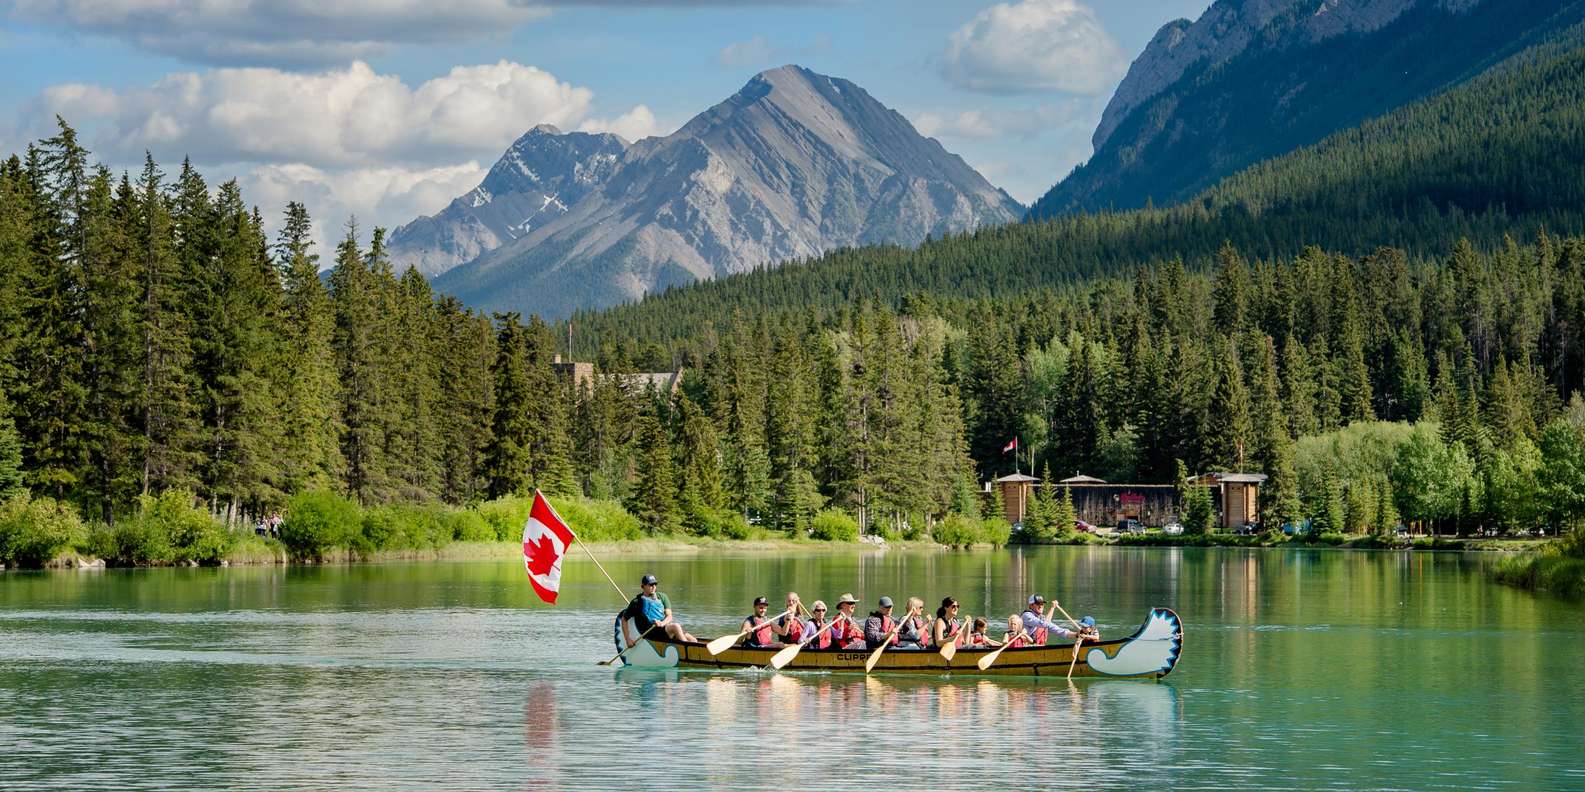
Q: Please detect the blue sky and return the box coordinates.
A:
[0,1,1211,247]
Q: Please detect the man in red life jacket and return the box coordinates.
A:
[831,593,865,649]
[740,596,782,648]
[1021,594,1097,644]
[863,596,899,649]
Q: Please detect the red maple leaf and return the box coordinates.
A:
[524,533,559,577]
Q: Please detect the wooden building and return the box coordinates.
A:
[1189,472,1268,530]
[991,471,1268,531]
[992,473,1039,523]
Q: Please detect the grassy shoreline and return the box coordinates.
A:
[11,532,1555,571]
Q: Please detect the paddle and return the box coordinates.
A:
[770,613,851,670]
[1066,635,1084,679]
[598,622,658,667]
[976,629,1029,671]
[706,608,794,655]
[864,606,918,673]
[939,614,968,662]
[1050,600,1084,631]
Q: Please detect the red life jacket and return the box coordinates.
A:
[1007,635,1028,649]
[1031,626,1048,644]
[835,618,862,646]
[746,616,774,646]
[781,615,804,644]
[809,620,833,649]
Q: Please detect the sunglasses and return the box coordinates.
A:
[813,607,827,612]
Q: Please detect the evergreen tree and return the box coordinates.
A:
[717,313,771,518]
[79,167,141,521]
[134,153,201,496]
[331,222,389,503]
[434,298,494,504]
[1205,338,1251,471]
[483,314,532,499]
[274,202,343,494]
[1212,242,1249,334]
[766,326,822,533]
[627,412,681,534]
[1053,337,1105,476]
[1251,336,1301,528]
[0,385,24,499]
[675,394,724,523]
[520,315,575,495]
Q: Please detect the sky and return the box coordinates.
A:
[0,0,1213,252]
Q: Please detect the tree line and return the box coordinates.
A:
[6,118,1585,544]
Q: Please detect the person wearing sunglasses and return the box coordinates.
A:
[801,600,835,649]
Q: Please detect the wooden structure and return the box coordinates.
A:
[551,355,682,397]
[992,473,1039,523]
[1190,472,1268,530]
[1050,480,1179,527]
[616,609,1183,679]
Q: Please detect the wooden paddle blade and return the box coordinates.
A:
[706,631,744,656]
[864,642,888,672]
[977,643,1009,671]
[939,640,958,662]
[769,642,802,670]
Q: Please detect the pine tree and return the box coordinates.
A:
[387,267,443,500]
[0,385,24,499]
[1054,337,1105,476]
[627,412,681,534]
[134,153,201,496]
[331,222,389,503]
[1338,308,1375,423]
[675,394,724,523]
[79,167,141,521]
[521,315,575,495]
[483,314,532,499]
[717,313,771,519]
[766,325,822,533]
[1204,338,1251,471]
[1212,241,1249,334]
[1251,336,1301,528]
[434,298,494,504]
[1053,484,1079,539]
[274,201,343,494]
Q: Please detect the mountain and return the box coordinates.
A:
[428,65,1023,318]
[571,21,1585,346]
[1028,0,1585,219]
[386,125,627,277]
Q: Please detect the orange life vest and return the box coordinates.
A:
[745,615,774,646]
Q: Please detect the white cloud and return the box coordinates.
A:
[944,0,1125,95]
[912,101,1091,142]
[21,58,659,256]
[717,35,778,69]
[4,0,549,67]
[35,60,600,169]
[578,105,662,142]
[913,110,999,140]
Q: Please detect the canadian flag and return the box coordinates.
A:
[523,489,575,604]
[1002,437,1018,454]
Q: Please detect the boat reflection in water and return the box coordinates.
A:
[604,665,1182,781]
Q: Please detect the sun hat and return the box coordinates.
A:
[837,593,858,605]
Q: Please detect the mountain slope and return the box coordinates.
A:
[431,65,1022,319]
[386,126,627,277]
[1028,0,1585,219]
[570,23,1585,346]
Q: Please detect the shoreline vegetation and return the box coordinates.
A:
[0,485,1556,572]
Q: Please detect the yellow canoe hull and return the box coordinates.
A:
[622,608,1182,679]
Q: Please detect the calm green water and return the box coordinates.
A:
[2,547,1583,791]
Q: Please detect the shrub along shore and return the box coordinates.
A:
[0,487,1549,571]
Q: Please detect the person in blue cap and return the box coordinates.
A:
[1020,594,1100,644]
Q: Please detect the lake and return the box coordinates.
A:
[2,546,1583,790]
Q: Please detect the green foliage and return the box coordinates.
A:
[1494,547,1585,598]
[809,508,859,542]
[549,495,643,542]
[0,494,86,567]
[279,490,361,560]
[91,490,232,565]
[932,513,1011,548]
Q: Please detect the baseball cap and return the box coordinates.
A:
[878,596,894,607]
[1028,594,1045,605]
[1080,616,1095,628]
[641,573,658,585]
[753,595,769,606]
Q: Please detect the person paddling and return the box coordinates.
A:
[831,593,865,649]
[967,617,998,647]
[802,600,835,649]
[773,591,806,645]
[932,597,966,647]
[1021,594,1089,644]
[1003,614,1030,648]
[896,596,930,649]
[740,596,782,648]
[621,573,696,647]
[863,596,900,649]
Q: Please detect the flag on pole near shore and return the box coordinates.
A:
[523,489,575,604]
[1002,437,1018,454]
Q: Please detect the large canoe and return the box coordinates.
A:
[615,608,1182,679]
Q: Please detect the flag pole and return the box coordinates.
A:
[538,489,628,603]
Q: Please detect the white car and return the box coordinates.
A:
[1163,522,1184,536]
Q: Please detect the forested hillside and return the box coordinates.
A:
[572,24,1585,348]
[1027,0,1585,218]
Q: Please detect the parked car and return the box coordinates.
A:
[1163,522,1184,536]
[1074,520,1095,534]
[1118,518,1144,534]
[1235,522,1260,536]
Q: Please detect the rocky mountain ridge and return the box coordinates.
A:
[407,65,1020,318]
